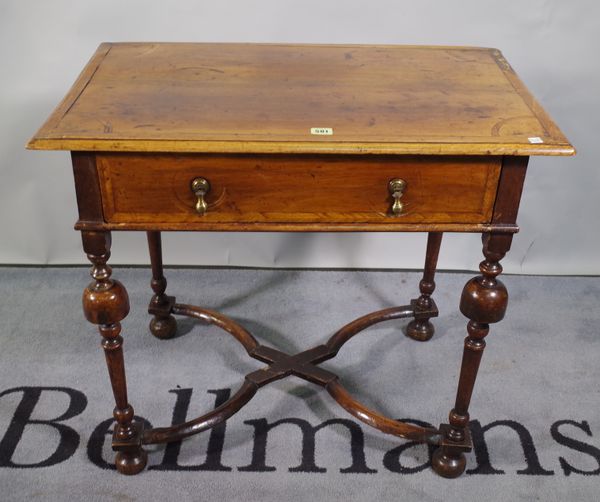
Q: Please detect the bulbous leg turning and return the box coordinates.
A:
[82,230,148,475]
[147,231,177,340]
[406,232,443,342]
[432,233,512,478]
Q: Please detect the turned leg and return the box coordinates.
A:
[407,232,443,341]
[432,233,511,478]
[147,231,177,339]
[82,230,147,475]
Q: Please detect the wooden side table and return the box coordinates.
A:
[28,43,574,477]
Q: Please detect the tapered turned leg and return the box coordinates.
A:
[407,232,443,341]
[432,233,511,478]
[147,231,177,339]
[81,231,147,475]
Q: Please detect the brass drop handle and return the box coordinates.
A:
[191,177,210,215]
[388,178,407,216]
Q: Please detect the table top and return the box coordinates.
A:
[28,43,574,156]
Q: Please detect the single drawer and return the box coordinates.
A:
[96,154,501,225]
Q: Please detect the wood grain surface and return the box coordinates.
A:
[96,153,501,225]
[28,43,574,156]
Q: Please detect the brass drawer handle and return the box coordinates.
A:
[388,178,407,216]
[191,177,210,215]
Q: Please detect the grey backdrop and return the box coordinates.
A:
[1,0,596,273]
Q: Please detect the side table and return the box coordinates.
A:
[28,43,574,477]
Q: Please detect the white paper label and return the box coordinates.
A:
[528,137,544,144]
[310,127,333,136]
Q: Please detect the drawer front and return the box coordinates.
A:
[97,154,501,225]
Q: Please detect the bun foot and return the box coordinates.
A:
[149,315,177,339]
[115,448,148,475]
[431,447,466,478]
[406,319,434,341]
